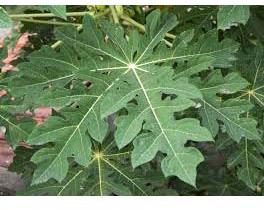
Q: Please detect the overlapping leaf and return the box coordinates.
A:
[195,70,260,142]
[198,167,256,195]
[24,63,123,184]
[9,46,77,100]
[228,140,264,191]
[217,6,250,30]
[7,32,126,184]
[236,44,264,108]
[19,141,177,196]
[4,13,136,183]
[171,6,218,33]
[141,28,239,68]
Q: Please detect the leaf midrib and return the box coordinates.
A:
[131,67,193,184]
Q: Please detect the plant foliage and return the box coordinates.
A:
[0,5,263,196]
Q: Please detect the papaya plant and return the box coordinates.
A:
[0,5,263,196]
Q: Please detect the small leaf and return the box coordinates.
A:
[217,6,250,30]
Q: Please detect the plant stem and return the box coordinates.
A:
[9,10,109,19]
[121,15,145,31]
[19,18,82,26]
[120,15,176,40]
[110,6,119,24]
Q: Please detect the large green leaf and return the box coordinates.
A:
[40,9,244,186]
[96,11,217,186]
